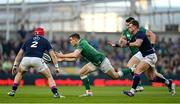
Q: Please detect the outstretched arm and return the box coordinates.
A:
[56,50,81,59]
[57,57,77,62]
[108,34,127,48]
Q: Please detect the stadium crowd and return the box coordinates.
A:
[0,30,180,76]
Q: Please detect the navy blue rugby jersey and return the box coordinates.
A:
[21,35,52,58]
[130,31,155,57]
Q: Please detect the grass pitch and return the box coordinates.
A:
[0,86,179,103]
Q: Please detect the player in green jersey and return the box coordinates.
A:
[56,33,124,97]
[108,17,156,92]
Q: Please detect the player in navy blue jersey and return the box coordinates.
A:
[122,20,176,97]
[8,27,65,98]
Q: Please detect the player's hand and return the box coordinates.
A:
[119,38,127,47]
[107,41,116,47]
[55,51,63,57]
[12,65,18,75]
[55,68,61,76]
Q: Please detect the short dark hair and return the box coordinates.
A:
[69,33,80,39]
[125,17,135,23]
[130,20,139,28]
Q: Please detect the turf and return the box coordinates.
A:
[0,86,179,103]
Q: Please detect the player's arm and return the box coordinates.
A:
[45,39,61,73]
[49,50,61,73]
[108,34,127,48]
[58,57,77,62]
[12,49,24,75]
[55,51,76,61]
[127,33,144,47]
[119,35,128,47]
[56,49,81,59]
[146,30,156,46]
[127,39,143,47]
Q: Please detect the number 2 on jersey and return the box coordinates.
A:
[31,41,38,48]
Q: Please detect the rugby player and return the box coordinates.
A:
[8,27,64,98]
[122,20,176,97]
[56,33,124,97]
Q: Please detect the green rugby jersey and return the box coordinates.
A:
[74,38,105,66]
[122,27,147,55]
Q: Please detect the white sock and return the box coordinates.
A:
[118,71,123,77]
[80,75,88,80]
[130,64,137,72]
[165,79,170,85]
[130,88,135,94]
[86,90,92,94]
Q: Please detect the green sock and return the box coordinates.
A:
[81,76,90,90]
[121,68,132,76]
[138,81,142,86]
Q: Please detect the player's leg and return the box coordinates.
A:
[100,58,122,79]
[8,65,26,96]
[79,63,96,97]
[123,53,157,97]
[39,68,64,98]
[123,61,150,97]
[121,52,142,76]
[122,52,144,91]
[122,55,139,76]
[147,69,176,95]
[38,59,64,98]
[8,57,30,96]
[127,56,144,91]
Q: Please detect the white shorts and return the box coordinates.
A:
[133,51,143,60]
[143,53,157,68]
[20,57,48,72]
[88,57,114,73]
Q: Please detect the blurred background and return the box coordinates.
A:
[0,0,180,86]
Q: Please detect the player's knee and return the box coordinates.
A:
[111,74,119,79]
[79,70,87,77]
[134,69,141,75]
[79,71,83,76]
[43,72,52,79]
[18,70,26,75]
[126,64,131,68]
[112,76,119,80]
[80,72,86,77]
[46,73,53,79]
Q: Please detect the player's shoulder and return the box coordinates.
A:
[139,27,147,32]
[122,28,129,35]
[137,30,146,36]
[78,38,89,48]
[79,38,88,44]
[122,28,128,32]
[39,36,49,43]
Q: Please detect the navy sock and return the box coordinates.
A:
[12,83,19,91]
[151,76,166,83]
[132,74,140,89]
[131,72,134,76]
[51,86,58,94]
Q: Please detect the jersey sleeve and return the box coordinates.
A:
[140,27,147,34]
[21,42,27,51]
[136,32,146,40]
[122,28,127,35]
[46,40,53,52]
[75,42,83,52]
